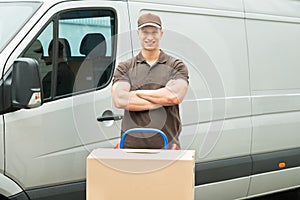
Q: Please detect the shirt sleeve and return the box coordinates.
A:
[112,61,131,85]
[171,59,189,84]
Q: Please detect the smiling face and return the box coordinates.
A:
[138,26,163,51]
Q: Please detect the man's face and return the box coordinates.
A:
[138,26,163,51]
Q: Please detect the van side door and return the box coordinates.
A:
[127,1,252,199]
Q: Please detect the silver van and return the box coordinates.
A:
[0,0,300,199]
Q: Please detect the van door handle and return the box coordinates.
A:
[97,115,123,122]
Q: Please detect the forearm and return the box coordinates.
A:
[135,88,177,106]
[112,87,160,111]
[136,79,188,106]
[124,91,161,111]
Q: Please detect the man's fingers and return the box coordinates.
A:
[170,144,180,150]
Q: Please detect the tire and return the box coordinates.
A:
[0,195,7,200]
[296,188,300,200]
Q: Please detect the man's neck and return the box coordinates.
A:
[142,49,160,63]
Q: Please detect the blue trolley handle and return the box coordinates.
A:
[120,128,169,150]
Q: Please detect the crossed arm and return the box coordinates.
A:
[112,79,188,111]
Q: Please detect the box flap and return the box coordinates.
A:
[88,148,195,161]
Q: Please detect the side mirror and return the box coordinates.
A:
[0,58,43,114]
[11,58,43,109]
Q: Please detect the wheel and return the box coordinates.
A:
[0,195,7,200]
[296,188,300,200]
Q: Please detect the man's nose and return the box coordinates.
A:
[146,34,154,40]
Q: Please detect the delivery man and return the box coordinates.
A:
[112,13,189,149]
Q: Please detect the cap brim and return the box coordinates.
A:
[138,22,161,29]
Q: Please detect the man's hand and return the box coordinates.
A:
[170,143,180,150]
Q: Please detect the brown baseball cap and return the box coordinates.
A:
[138,13,162,29]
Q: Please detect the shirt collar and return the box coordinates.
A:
[136,50,168,64]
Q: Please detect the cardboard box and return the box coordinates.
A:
[87,148,195,200]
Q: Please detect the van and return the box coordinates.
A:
[0,0,300,199]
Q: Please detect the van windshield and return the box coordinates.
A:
[0,2,41,53]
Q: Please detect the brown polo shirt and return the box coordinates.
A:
[113,50,189,149]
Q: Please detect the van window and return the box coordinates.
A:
[0,2,41,52]
[21,9,116,100]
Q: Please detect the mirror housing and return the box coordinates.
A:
[11,58,43,108]
[0,58,43,114]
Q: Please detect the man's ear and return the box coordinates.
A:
[160,29,164,38]
[137,29,141,37]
